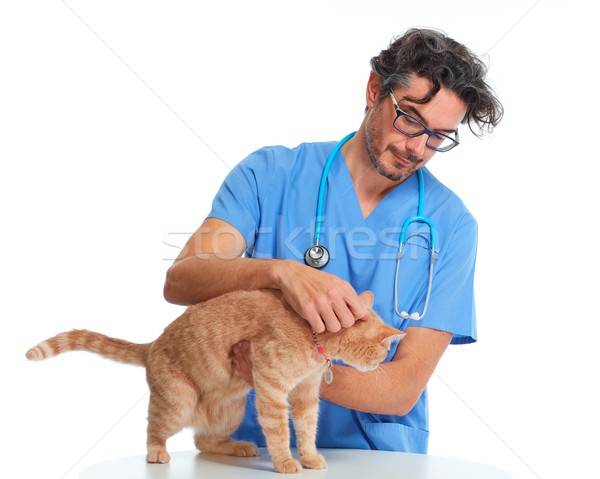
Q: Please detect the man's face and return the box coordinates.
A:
[365,75,467,183]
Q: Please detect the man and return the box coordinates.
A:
[163,28,503,453]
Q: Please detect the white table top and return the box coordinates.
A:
[79,448,511,478]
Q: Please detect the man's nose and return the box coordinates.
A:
[405,134,428,157]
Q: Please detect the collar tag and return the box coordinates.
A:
[312,331,333,384]
[324,359,333,384]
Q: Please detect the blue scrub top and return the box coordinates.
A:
[208,140,478,454]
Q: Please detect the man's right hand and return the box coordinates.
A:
[273,260,370,333]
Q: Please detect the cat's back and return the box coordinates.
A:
[161,289,304,347]
[188,289,295,325]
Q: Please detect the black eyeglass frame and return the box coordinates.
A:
[389,91,460,153]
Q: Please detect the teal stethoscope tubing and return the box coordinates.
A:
[312,132,437,321]
[314,131,357,243]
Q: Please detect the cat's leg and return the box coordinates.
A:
[254,377,302,474]
[146,380,197,463]
[193,394,258,457]
[289,372,327,470]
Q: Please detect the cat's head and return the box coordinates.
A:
[328,291,406,371]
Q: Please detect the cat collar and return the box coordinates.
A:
[311,330,333,384]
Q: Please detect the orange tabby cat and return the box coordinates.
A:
[26,289,404,474]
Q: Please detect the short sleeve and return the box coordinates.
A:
[207,148,273,253]
[406,213,478,345]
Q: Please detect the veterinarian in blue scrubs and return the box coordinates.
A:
[164,28,503,454]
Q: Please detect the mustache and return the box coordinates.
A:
[388,145,421,164]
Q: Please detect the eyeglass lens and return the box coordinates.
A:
[393,115,456,151]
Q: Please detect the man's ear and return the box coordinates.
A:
[366,71,382,109]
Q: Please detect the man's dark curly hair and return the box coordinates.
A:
[370,28,503,135]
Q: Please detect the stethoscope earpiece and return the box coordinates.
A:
[304,245,330,269]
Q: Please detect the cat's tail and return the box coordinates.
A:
[25,329,150,366]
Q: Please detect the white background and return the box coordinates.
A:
[2,1,598,478]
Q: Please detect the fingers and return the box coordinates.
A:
[297,286,370,333]
[332,302,356,329]
[345,294,371,322]
[318,305,342,333]
[277,261,372,333]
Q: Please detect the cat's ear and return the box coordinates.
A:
[380,327,406,346]
[359,291,374,309]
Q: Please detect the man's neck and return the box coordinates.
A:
[341,131,402,219]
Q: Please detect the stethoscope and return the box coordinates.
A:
[304,132,437,321]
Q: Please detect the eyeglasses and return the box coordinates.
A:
[389,91,459,152]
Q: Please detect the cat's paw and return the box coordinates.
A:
[301,453,327,470]
[273,458,302,474]
[146,447,171,464]
[231,441,259,457]
[196,438,259,457]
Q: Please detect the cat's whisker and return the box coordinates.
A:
[372,365,385,387]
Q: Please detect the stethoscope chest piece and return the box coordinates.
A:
[304,244,330,269]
